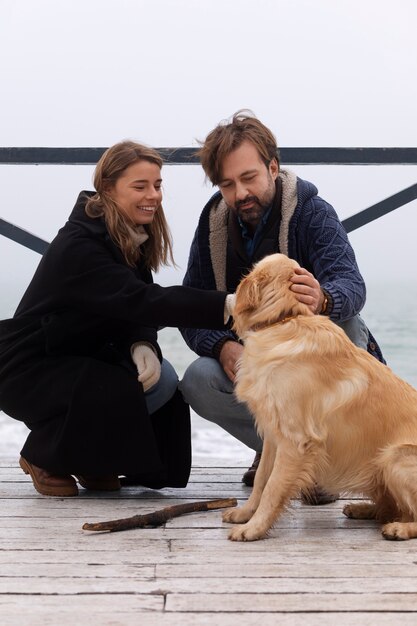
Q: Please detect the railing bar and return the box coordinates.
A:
[1,147,417,165]
[342,184,417,233]
[0,218,49,254]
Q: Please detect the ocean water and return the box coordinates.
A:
[0,282,416,463]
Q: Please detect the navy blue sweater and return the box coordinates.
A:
[182,174,369,358]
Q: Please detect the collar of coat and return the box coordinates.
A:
[208,169,298,291]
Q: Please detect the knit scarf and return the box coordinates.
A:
[208,169,298,291]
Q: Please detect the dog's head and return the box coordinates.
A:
[233,253,312,338]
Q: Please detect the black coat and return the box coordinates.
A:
[0,192,227,486]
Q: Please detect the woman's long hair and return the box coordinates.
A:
[85,140,175,270]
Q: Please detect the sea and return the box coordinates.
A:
[0,282,416,464]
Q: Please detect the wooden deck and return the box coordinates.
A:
[1,457,417,625]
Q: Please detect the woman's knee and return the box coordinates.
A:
[145,359,178,414]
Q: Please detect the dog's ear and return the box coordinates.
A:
[235,269,268,313]
[236,276,259,310]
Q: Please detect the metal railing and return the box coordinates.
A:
[1,147,417,254]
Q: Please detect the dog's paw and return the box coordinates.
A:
[343,502,377,520]
[343,503,361,519]
[382,522,411,541]
[228,523,267,542]
[222,506,253,524]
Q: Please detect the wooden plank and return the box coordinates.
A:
[169,531,405,551]
[2,576,417,595]
[166,592,417,612]
[1,610,415,626]
[0,550,171,565]
[0,512,378,531]
[0,563,155,577]
[156,562,417,578]
[0,484,245,501]
[0,537,171,552]
[0,526,387,544]
[0,595,163,617]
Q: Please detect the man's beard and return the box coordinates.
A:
[232,179,276,228]
[234,196,270,226]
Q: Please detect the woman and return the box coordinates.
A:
[0,141,233,496]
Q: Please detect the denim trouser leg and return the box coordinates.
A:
[144,359,178,415]
[179,357,262,452]
[336,314,369,349]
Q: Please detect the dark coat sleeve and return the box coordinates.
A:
[181,228,237,358]
[16,224,228,333]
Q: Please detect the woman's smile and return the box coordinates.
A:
[109,161,163,225]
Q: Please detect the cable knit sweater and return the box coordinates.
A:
[182,170,370,358]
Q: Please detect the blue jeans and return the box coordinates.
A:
[179,314,369,451]
[145,358,178,415]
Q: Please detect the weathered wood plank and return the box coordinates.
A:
[0,483,241,499]
[169,531,406,551]
[0,563,155,577]
[0,537,171,551]
[156,562,417,578]
[1,610,415,626]
[166,592,417,612]
[0,562,415,583]
[0,549,171,565]
[0,545,414,567]
[0,595,163,618]
[1,576,417,594]
[0,511,382,538]
[0,512,378,531]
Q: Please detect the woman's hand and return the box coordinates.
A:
[290,267,324,314]
[131,343,161,391]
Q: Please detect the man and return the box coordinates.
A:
[179,111,384,502]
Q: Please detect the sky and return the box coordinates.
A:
[1,0,416,317]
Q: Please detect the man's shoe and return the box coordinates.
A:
[242,451,262,487]
[301,484,339,505]
[76,475,121,491]
[19,456,78,497]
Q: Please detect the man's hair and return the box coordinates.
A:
[197,110,280,185]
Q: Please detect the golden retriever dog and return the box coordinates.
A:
[222,253,417,542]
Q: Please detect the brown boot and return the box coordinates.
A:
[301,484,339,505]
[19,456,78,497]
[76,475,121,491]
[242,451,262,487]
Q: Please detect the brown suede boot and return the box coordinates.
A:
[19,456,78,497]
[242,451,262,486]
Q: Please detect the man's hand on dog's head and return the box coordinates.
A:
[290,267,325,314]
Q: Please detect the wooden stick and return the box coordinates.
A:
[82,498,237,533]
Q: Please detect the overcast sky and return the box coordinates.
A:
[1,0,416,316]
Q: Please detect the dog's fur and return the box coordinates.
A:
[223,253,417,541]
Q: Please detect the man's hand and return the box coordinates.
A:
[290,267,324,314]
[219,340,244,383]
[131,343,161,391]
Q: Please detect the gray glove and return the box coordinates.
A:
[224,293,236,322]
[131,343,161,391]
